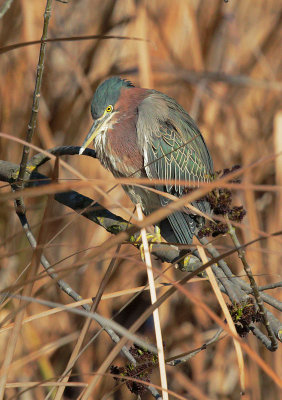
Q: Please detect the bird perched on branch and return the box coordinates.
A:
[79,77,213,245]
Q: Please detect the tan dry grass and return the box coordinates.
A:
[0,0,281,399]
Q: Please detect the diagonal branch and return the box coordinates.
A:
[0,150,281,347]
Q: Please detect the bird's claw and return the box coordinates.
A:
[178,254,206,276]
[134,226,162,261]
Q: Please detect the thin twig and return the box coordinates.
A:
[198,236,282,311]
[14,205,161,400]
[197,245,245,394]
[167,328,224,366]
[0,2,54,397]
[0,34,147,55]
[1,158,281,313]
[15,211,139,363]
[0,156,280,345]
[256,282,282,291]
[161,66,282,91]
[226,219,278,351]
[17,0,52,187]
[4,294,157,354]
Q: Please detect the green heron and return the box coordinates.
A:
[79,77,213,245]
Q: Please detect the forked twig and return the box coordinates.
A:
[226,218,278,351]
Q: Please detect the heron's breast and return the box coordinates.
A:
[99,118,144,177]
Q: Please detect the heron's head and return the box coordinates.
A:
[79,77,135,155]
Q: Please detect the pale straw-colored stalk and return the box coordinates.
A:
[197,245,246,394]
[136,204,168,400]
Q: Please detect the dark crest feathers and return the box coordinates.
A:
[91,77,135,119]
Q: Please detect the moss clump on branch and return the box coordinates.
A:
[228,298,262,337]
[110,344,158,395]
[198,165,247,238]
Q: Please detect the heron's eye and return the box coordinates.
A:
[106,105,113,113]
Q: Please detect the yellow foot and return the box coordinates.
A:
[178,254,206,276]
[134,226,162,261]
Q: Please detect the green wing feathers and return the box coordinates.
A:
[139,91,213,244]
[146,121,212,195]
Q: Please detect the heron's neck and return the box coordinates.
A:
[95,88,149,176]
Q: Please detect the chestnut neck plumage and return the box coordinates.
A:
[95,87,149,178]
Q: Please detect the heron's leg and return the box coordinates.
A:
[154,225,162,242]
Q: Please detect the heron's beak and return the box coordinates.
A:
[79,114,109,155]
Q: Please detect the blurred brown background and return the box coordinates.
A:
[0,0,281,399]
